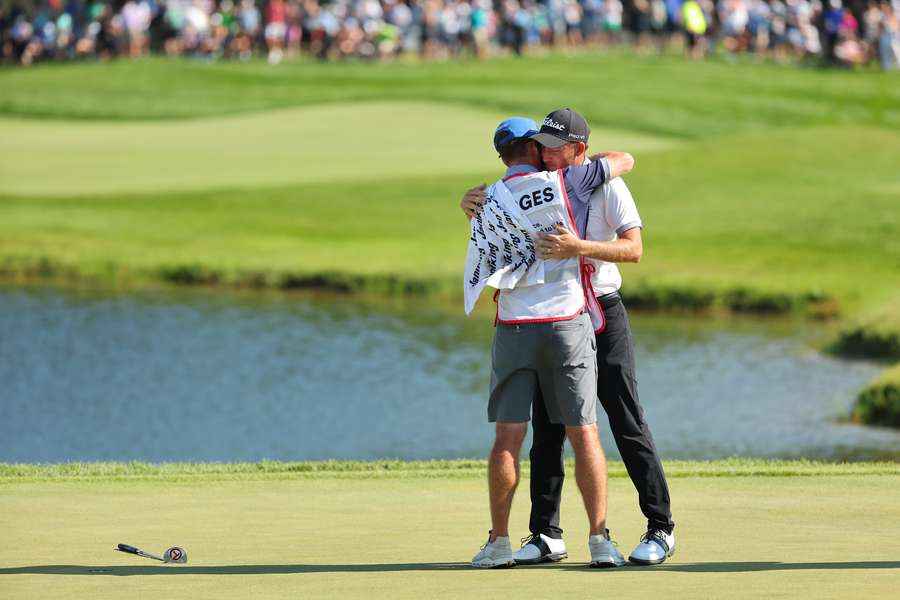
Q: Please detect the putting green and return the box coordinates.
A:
[1,467,898,599]
[0,102,673,196]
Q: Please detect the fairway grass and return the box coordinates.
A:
[0,104,673,196]
[1,461,898,599]
[0,103,504,196]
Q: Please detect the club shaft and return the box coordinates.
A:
[137,549,166,562]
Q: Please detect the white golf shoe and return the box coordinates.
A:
[471,534,515,568]
[588,532,626,568]
[513,533,568,565]
[628,529,675,565]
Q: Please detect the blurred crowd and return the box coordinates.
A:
[1,0,898,69]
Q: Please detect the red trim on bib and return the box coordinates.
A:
[495,170,589,326]
[503,172,532,182]
[581,260,607,333]
[495,299,587,325]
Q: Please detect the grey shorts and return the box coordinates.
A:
[489,311,598,426]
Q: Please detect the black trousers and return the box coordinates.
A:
[529,300,674,538]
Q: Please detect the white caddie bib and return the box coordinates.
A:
[495,170,582,323]
[463,169,606,331]
[500,169,607,327]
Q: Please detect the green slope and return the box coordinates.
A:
[2,54,898,137]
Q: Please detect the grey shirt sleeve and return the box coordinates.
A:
[562,158,611,207]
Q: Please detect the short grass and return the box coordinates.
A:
[1,461,898,600]
[0,102,671,196]
[0,103,504,196]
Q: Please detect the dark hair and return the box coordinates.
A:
[497,138,535,162]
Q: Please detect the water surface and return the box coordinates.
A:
[1,287,895,463]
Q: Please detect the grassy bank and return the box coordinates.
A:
[830,303,900,361]
[1,460,898,600]
[853,363,900,428]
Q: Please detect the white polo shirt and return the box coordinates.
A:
[585,176,642,296]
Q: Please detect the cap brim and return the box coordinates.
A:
[530,132,568,148]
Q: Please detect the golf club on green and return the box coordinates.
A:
[116,543,188,564]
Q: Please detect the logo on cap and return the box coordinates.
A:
[542,117,565,131]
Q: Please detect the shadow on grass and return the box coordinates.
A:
[2,561,899,576]
[0,563,469,576]
[625,561,900,573]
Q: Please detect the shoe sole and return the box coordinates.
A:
[471,560,516,569]
[628,547,675,566]
[589,559,626,569]
[514,552,568,566]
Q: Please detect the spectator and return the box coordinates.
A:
[121,0,150,57]
[720,0,750,55]
[879,1,899,68]
[265,0,287,63]
[602,0,624,45]
[2,0,898,70]
[821,0,845,62]
[470,0,490,58]
[683,0,707,57]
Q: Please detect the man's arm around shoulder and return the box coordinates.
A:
[562,151,635,204]
[589,151,634,180]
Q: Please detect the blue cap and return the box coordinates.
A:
[493,117,539,151]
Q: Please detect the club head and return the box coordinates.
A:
[163,547,188,564]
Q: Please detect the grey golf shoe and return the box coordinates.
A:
[628,529,675,565]
[471,533,515,569]
[588,532,626,568]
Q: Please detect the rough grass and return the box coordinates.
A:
[1,466,899,600]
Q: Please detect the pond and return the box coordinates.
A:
[1,287,897,463]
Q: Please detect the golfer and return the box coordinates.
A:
[528,108,675,565]
[464,117,635,569]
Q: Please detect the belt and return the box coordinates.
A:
[596,291,622,310]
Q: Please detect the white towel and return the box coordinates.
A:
[463,181,545,314]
